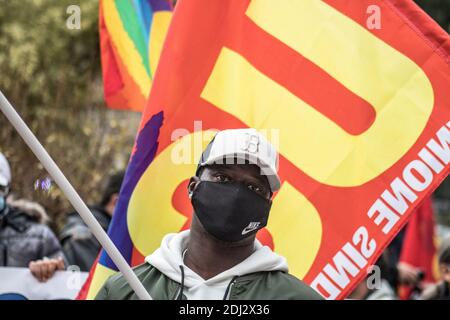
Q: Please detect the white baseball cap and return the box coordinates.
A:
[0,152,11,188]
[196,128,281,192]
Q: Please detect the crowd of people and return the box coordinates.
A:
[0,150,449,300]
[0,152,123,279]
[347,230,450,300]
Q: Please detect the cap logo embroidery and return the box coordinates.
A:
[241,133,259,154]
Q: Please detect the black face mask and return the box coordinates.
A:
[191,181,272,242]
[0,196,6,213]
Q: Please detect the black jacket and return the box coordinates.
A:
[0,201,65,267]
[59,206,111,272]
[420,281,450,300]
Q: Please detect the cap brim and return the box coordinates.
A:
[201,153,281,192]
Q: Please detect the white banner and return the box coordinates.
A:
[0,267,88,300]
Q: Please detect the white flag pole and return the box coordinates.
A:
[0,91,152,300]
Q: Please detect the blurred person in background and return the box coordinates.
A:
[59,170,125,271]
[347,253,397,300]
[383,225,426,297]
[0,152,66,281]
[420,236,450,300]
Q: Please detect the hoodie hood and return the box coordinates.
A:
[145,230,288,291]
[6,197,49,224]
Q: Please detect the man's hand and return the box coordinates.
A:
[29,257,65,282]
[397,262,421,285]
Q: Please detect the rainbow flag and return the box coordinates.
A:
[80,0,450,300]
[99,0,172,111]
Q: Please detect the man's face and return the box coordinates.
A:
[0,184,8,198]
[440,263,450,283]
[188,163,272,245]
[190,164,272,200]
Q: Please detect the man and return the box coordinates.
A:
[59,170,124,271]
[0,152,65,282]
[96,128,322,300]
[420,236,450,300]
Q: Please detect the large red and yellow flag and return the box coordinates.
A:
[80,0,450,299]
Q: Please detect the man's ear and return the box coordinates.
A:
[188,176,200,198]
[110,193,119,207]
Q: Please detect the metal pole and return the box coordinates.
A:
[0,90,152,300]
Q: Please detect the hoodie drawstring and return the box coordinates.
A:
[177,265,185,300]
[222,276,238,300]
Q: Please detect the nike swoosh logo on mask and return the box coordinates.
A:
[241,222,261,235]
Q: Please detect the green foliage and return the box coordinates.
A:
[0,0,140,230]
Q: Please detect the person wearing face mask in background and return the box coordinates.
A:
[95,128,323,300]
[420,236,450,300]
[0,152,66,281]
[59,170,125,272]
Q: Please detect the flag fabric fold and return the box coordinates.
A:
[398,197,439,299]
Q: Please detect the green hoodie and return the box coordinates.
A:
[95,263,323,300]
[95,231,323,300]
